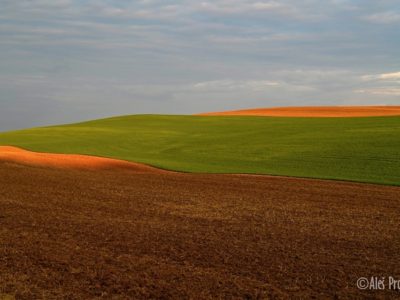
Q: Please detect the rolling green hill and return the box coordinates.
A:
[0,115,399,185]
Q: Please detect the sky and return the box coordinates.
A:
[0,0,399,130]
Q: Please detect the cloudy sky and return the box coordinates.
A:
[1,0,399,130]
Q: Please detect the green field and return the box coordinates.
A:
[0,115,399,185]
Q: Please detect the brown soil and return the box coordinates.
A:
[0,146,166,173]
[1,160,400,299]
[199,106,400,117]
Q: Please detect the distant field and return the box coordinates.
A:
[0,115,399,185]
[200,106,400,117]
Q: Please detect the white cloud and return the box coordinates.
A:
[195,0,323,20]
[355,88,400,96]
[252,1,284,10]
[22,0,73,8]
[192,79,280,92]
[362,71,400,81]
[363,11,400,24]
[96,4,184,20]
[379,71,400,80]
[357,71,400,97]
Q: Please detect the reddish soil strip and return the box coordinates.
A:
[199,106,400,117]
[1,160,399,299]
[0,146,166,173]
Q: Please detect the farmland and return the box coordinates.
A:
[0,115,399,185]
[1,113,400,298]
[1,161,400,299]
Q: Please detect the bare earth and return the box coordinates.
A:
[199,106,400,117]
[1,148,400,299]
[0,146,166,173]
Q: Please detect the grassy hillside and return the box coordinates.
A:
[0,115,399,185]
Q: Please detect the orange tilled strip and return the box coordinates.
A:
[198,106,400,117]
[0,146,168,173]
